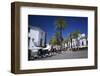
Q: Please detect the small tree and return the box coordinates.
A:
[49,37,57,46]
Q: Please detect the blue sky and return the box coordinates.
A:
[28,15,88,43]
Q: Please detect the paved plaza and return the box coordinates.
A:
[37,49,88,60]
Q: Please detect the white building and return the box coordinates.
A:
[28,26,46,58]
[64,33,88,49]
[78,33,88,48]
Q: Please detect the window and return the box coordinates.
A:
[82,41,84,46]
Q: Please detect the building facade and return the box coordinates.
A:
[28,26,46,52]
[64,33,88,49]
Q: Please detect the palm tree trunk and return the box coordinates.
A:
[60,28,63,43]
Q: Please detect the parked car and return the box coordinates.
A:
[28,47,42,60]
[28,44,53,60]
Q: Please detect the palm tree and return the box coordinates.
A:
[55,17,67,43]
